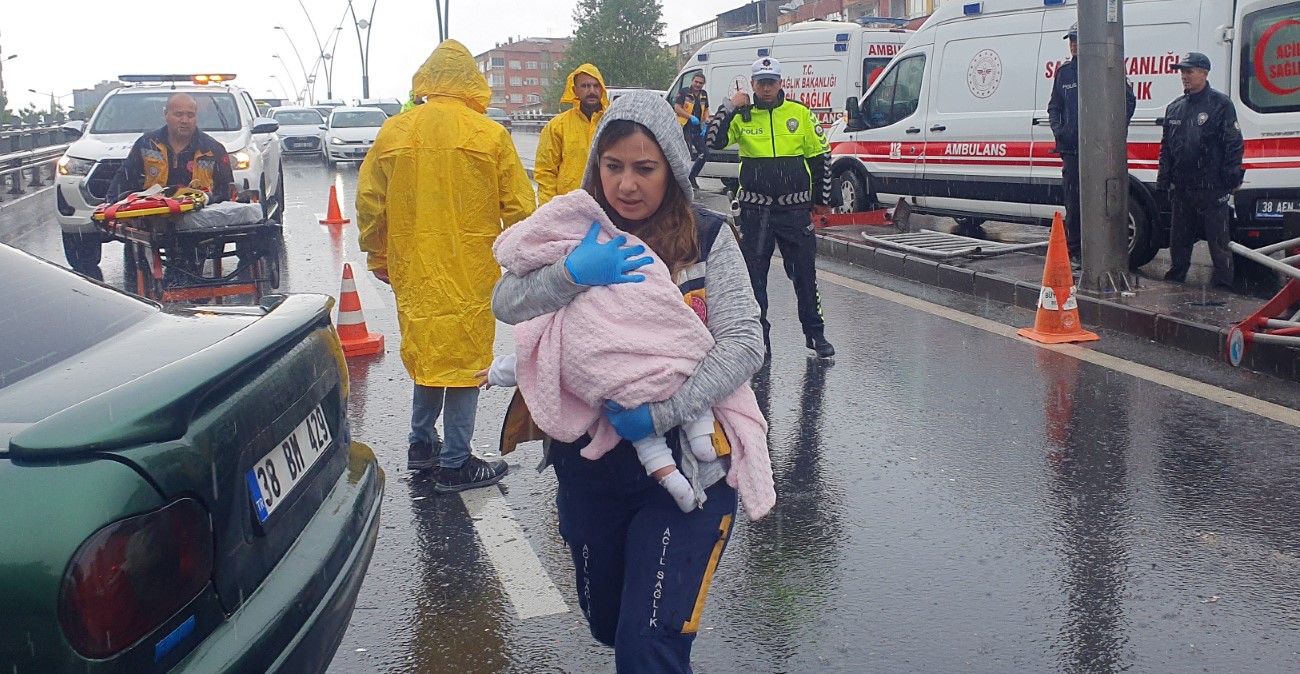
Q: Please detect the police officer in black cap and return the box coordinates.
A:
[1157,52,1244,288]
[1048,22,1135,263]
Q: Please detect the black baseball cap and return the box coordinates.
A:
[1063,23,1077,40]
[1173,52,1212,71]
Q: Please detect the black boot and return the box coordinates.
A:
[806,333,835,358]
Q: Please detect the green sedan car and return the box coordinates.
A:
[0,244,384,672]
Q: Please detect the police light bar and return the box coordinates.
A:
[192,74,236,84]
[854,17,910,27]
[117,74,238,84]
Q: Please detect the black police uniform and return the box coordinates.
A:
[1047,57,1136,259]
[1157,85,1244,286]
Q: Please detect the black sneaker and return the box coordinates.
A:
[1163,271,1186,283]
[806,334,835,358]
[407,440,438,471]
[434,455,508,493]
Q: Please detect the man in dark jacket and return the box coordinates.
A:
[1047,23,1136,262]
[1157,52,1244,288]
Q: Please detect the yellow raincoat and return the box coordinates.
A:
[534,63,609,205]
[357,40,535,387]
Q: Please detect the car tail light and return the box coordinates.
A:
[58,498,214,659]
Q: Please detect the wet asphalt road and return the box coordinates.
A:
[4,141,1300,673]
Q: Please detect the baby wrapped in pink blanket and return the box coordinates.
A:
[492,190,774,519]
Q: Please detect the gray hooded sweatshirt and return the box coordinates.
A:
[491,90,764,492]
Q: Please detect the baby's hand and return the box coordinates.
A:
[475,368,493,389]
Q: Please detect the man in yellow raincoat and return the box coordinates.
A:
[534,63,608,205]
[357,39,535,492]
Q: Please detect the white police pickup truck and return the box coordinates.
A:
[55,74,284,268]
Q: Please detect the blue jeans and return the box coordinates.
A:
[552,436,738,674]
[409,385,479,468]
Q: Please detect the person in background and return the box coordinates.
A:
[1047,22,1136,263]
[673,72,710,189]
[535,63,608,205]
[1156,51,1244,289]
[356,39,535,490]
[707,56,837,358]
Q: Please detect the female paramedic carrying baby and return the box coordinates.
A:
[491,90,769,673]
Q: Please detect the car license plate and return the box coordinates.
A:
[1255,199,1300,219]
[292,141,313,149]
[246,404,333,523]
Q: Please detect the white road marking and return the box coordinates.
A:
[459,486,570,619]
[819,269,1300,429]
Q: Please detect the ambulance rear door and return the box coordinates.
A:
[922,9,1047,219]
[1233,0,1300,238]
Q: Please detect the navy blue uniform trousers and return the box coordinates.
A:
[551,437,737,674]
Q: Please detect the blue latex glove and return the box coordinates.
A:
[564,222,653,286]
[699,124,708,138]
[604,401,655,442]
[689,115,700,126]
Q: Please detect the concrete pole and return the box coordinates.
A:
[1077,0,1132,292]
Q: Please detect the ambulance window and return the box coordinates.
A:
[863,57,891,91]
[865,55,925,127]
[1240,4,1300,114]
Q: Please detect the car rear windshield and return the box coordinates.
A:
[486,108,508,119]
[0,247,155,391]
[90,92,243,134]
[331,111,388,128]
[273,110,324,126]
[1241,3,1300,114]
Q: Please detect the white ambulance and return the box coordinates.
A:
[667,19,913,190]
[828,0,1300,268]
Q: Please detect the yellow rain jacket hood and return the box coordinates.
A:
[534,63,608,205]
[356,39,535,387]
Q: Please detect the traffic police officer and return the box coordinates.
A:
[707,56,836,358]
[1048,22,1136,262]
[1157,52,1244,288]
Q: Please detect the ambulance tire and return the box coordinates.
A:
[833,167,869,213]
[1126,200,1157,269]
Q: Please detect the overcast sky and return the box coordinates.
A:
[1,0,741,112]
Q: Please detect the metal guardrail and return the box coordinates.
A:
[510,113,555,133]
[0,125,67,154]
[0,144,67,202]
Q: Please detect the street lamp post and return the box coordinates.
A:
[0,27,17,118]
[28,89,72,118]
[347,0,378,99]
[274,26,314,103]
[295,1,341,100]
[272,54,302,104]
[270,74,292,102]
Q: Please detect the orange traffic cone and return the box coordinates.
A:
[320,184,350,225]
[336,263,384,357]
[1017,212,1099,344]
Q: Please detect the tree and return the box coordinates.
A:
[557,0,677,103]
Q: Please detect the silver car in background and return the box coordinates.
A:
[270,107,327,156]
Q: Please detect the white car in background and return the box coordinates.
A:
[270,107,326,156]
[354,98,403,117]
[321,107,387,167]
